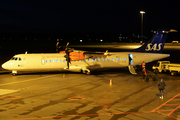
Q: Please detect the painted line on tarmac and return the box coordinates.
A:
[10,111,154,120]
[9,94,180,120]
[167,104,180,116]
[10,98,180,120]
[156,111,180,120]
[0,74,59,87]
[152,93,180,120]
[152,93,180,112]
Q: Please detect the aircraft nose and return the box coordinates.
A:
[2,63,6,69]
[1,62,9,70]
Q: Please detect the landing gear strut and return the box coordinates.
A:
[82,69,90,75]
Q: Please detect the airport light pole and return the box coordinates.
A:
[140,11,145,44]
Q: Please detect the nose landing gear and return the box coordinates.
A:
[12,71,17,76]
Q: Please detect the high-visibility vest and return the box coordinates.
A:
[142,62,146,67]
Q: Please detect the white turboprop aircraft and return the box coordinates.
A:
[2,29,174,75]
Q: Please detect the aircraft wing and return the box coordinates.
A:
[83,50,114,59]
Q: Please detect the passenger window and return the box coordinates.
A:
[105,58,107,61]
[63,59,65,62]
[98,59,100,61]
[112,58,114,61]
[53,60,55,62]
[49,60,51,62]
[84,59,86,62]
[56,59,58,62]
[121,58,123,61]
[102,58,104,61]
[19,58,22,61]
[109,58,111,61]
[91,59,93,61]
[115,58,117,61]
[88,59,90,61]
[15,58,18,61]
[124,58,126,61]
[95,59,97,61]
[81,60,83,62]
[46,60,48,63]
[118,58,120,61]
[60,59,62,62]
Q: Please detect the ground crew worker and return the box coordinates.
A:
[142,61,146,68]
[158,79,166,99]
[142,68,147,80]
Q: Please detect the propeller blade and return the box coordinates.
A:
[56,41,62,53]
[64,42,70,69]
[56,42,59,53]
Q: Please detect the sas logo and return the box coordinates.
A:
[145,43,162,51]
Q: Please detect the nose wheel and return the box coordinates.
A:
[12,73,16,76]
[12,71,17,76]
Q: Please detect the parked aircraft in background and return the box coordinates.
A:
[2,29,176,75]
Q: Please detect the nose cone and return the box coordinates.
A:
[1,62,10,70]
[2,62,7,69]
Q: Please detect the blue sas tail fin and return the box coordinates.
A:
[130,29,177,53]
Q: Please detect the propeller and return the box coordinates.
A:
[83,50,111,59]
[56,40,62,53]
[64,42,71,69]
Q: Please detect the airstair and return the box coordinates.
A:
[128,65,137,74]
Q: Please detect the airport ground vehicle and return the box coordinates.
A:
[172,41,179,44]
[152,61,180,75]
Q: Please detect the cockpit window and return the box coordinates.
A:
[11,57,22,61]
[11,57,15,60]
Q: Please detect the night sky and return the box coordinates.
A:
[0,0,180,34]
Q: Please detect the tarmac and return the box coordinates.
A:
[0,69,180,120]
[0,43,180,120]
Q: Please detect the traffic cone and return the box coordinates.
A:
[63,73,65,78]
[109,79,112,86]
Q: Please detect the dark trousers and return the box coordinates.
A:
[159,89,164,96]
[143,74,145,79]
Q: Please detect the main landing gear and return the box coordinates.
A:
[82,69,91,75]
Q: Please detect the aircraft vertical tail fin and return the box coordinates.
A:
[130,29,177,53]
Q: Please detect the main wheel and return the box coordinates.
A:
[154,69,159,74]
[83,70,90,75]
[12,73,16,76]
[82,69,91,75]
[171,72,176,76]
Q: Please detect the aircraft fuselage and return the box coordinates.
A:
[2,52,169,75]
